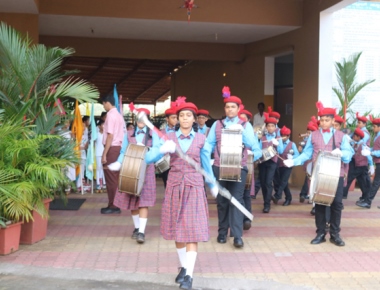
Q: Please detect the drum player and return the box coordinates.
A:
[144,97,217,290]
[272,126,299,206]
[356,115,380,209]
[206,86,262,248]
[108,108,160,244]
[259,113,284,213]
[284,102,354,247]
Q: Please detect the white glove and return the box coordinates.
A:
[228,124,243,131]
[369,165,375,176]
[361,148,371,156]
[287,154,293,160]
[108,161,122,171]
[331,148,342,157]
[247,150,254,156]
[136,142,145,146]
[87,164,93,172]
[159,140,176,154]
[272,138,279,146]
[210,159,215,165]
[284,159,294,168]
[210,186,219,198]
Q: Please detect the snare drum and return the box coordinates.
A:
[119,144,148,196]
[245,154,254,190]
[309,151,341,206]
[219,128,243,182]
[155,154,170,173]
[258,146,277,163]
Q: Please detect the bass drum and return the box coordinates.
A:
[309,151,341,206]
[245,154,254,190]
[119,144,148,196]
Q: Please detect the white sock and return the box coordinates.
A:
[139,218,147,234]
[132,215,140,229]
[185,251,197,278]
[176,247,187,268]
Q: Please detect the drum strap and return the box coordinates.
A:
[332,129,336,150]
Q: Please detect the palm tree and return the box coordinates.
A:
[0,22,99,127]
[333,52,375,128]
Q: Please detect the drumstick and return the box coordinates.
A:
[276,154,285,161]
[261,136,286,143]
[131,106,254,221]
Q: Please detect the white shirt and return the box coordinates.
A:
[253,112,265,126]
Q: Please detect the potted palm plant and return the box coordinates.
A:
[0,23,99,246]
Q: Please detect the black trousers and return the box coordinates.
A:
[161,169,170,188]
[343,163,370,198]
[243,187,252,222]
[213,165,247,238]
[258,160,278,208]
[274,167,293,201]
[300,175,309,197]
[368,163,380,203]
[315,177,344,236]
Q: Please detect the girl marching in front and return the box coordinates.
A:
[146,98,217,290]
[110,108,159,244]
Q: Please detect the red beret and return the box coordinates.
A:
[334,115,344,124]
[307,121,318,131]
[176,102,198,115]
[165,108,176,116]
[197,109,209,116]
[354,128,364,139]
[239,109,252,119]
[224,96,242,105]
[280,125,291,135]
[268,106,280,119]
[316,101,336,117]
[265,117,278,125]
[356,112,368,123]
[370,115,380,125]
[137,108,150,116]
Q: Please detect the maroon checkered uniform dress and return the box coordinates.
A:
[161,132,209,242]
[114,130,156,210]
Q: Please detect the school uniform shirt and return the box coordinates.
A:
[360,127,370,146]
[102,107,124,147]
[198,125,209,136]
[278,139,299,167]
[293,128,354,167]
[164,125,176,134]
[259,132,285,154]
[371,131,380,163]
[206,116,262,163]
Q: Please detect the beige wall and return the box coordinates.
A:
[172,0,343,186]
[0,13,39,43]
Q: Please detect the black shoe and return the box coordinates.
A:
[217,234,227,244]
[299,195,305,203]
[310,207,315,216]
[100,207,121,214]
[233,237,244,248]
[136,232,145,244]
[356,200,371,209]
[243,220,251,231]
[131,228,139,239]
[283,200,291,206]
[342,195,348,200]
[175,267,186,284]
[179,275,193,290]
[330,234,345,247]
[263,207,270,213]
[271,196,279,205]
[357,197,364,202]
[310,234,326,244]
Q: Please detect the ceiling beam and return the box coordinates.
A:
[153,88,171,102]
[107,59,147,94]
[130,74,170,102]
[87,58,109,81]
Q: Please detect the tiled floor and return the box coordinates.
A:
[2,179,380,289]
